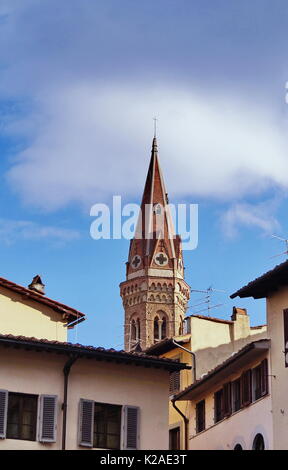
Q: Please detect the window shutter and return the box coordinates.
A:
[284,309,288,367]
[0,390,8,439]
[241,370,252,406]
[122,406,140,450]
[38,395,57,443]
[223,382,232,416]
[260,359,268,396]
[78,399,94,447]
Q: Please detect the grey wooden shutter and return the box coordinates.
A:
[241,370,252,406]
[223,382,232,417]
[284,309,288,367]
[78,399,94,447]
[38,395,57,443]
[122,405,140,450]
[0,390,8,439]
[260,359,268,396]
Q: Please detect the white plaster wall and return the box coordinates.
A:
[267,286,288,449]
[0,347,170,450]
[189,395,273,450]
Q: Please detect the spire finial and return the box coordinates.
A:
[153,117,157,138]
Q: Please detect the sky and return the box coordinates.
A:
[1,0,288,348]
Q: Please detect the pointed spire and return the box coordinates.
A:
[127,135,177,275]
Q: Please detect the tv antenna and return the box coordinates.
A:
[188,285,226,317]
[270,235,288,259]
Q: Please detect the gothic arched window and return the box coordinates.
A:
[161,317,167,339]
[131,320,136,342]
[154,316,160,342]
[136,318,141,341]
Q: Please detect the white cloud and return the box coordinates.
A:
[4,83,288,211]
[220,200,281,238]
[0,219,80,245]
[1,2,288,212]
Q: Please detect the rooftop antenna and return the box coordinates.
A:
[270,235,288,259]
[188,285,226,317]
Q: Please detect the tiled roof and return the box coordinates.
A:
[231,260,288,299]
[188,314,233,325]
[145,335,190,356]
[173,339,270,401]
[0,333,190,371]
[0,277,85,323]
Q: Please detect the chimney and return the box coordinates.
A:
[231,306,247,321]
[28,275,45,295]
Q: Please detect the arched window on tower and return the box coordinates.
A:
[161,317,167,339]
[154,316,160,342]
[131,319,137,342]
[136,318,141,342]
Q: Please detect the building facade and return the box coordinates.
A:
[146,308,267,449]
[0,273,188,450]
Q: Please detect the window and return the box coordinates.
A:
[241,370,252,406]
[252,433,265,450]
[234,444,243,450]
[169,427,180,450]
[252,364,262,401]
[169,358,180,395]
[223,382,231,417]
[6,393,38,441]
[161,318,167,339]
[154,316,159,342]
[284,309,288,367]
[214,389,224,423]
[232,379,241,412]
[93,403,121,450]
[196,400,205,433]
[79,400,140,450]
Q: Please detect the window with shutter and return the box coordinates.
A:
[214,389,224,423]
[241,370,252,406]
[93,403,121,449]
[78,399,94,447]
[0,390,8,439]
[38,395,57,443]
[122,405,140,450]
[260,358,268,397]
[169,358,180,395]
[223,382,232,417]
[284,309,288,367]
[232,379,241,412]
[196,400,205,433]
[7,392,38,441]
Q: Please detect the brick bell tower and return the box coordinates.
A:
[120,136,190,351]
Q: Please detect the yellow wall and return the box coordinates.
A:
[0,286,67,341]
[0,346,170,450]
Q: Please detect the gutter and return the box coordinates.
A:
[62,355,78,450]
[171,398,189,450]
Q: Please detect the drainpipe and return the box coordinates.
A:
[172,339,196,382]
[62,355,78,450]
[171,339,196,450]
[171,397,189,451]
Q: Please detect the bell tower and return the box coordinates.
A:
[120,137,190,351]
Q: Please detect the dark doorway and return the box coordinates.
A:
[169,426,180,450]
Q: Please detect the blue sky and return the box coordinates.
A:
[1,0,288,348]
